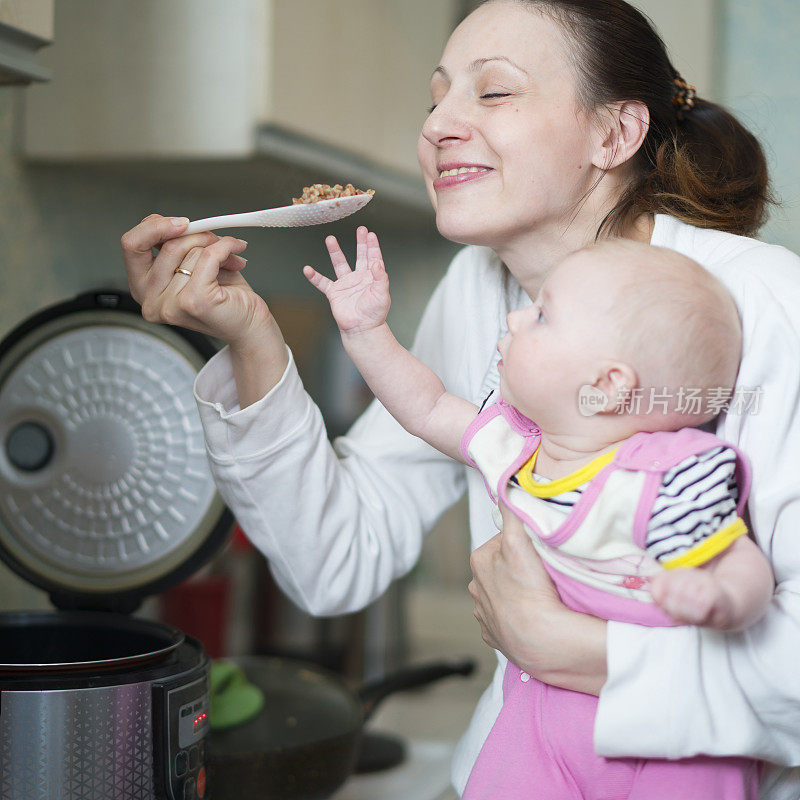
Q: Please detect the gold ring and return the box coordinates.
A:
[173,267,193,277]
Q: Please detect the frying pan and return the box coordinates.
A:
[208,655,475,800]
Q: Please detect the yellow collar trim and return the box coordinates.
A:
[517,446,619,498]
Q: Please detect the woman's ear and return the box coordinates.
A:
[591,100,650,172]
[592,360,639,415]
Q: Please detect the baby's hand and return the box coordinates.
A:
[650,567,734,629]
[303,226,390,335]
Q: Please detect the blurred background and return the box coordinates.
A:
[0,0,798,724]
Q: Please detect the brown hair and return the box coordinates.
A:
[484,0,774,237]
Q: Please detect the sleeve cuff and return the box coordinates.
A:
[194,345,314,461]
[595,621,688,759]
[661,518,748,569]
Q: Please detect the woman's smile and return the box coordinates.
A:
[433,163,495,191]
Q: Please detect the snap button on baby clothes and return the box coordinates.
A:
[652,460,661,468]
[520,672,531,682]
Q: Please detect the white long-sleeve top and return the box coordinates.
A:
[195,214,800,798]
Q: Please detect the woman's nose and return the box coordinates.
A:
[420,95,472,148]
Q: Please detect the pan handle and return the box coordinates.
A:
[356,658,476,722]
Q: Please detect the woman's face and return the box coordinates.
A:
[417,0,600,248]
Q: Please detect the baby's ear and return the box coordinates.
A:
[592,360,638,415]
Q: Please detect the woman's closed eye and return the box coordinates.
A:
[427,92,511,113]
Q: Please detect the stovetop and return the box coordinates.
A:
[330,739,457,800]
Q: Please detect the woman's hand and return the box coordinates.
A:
[303,227,390,335]
[121,214,271,346]
[468,503,608,695]
[121,214,288,408]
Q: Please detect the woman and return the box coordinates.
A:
[122,1,800,796]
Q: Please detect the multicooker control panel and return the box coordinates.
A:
[163,677,209,800]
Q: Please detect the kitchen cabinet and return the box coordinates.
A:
[22,0,458,181]
[0,0,53,85]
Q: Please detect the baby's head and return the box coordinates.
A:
[498,240,742,434]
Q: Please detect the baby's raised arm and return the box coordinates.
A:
[304,227,478,461]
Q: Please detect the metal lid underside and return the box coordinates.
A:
[0,310,224,595]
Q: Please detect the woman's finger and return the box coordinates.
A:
[469,535,500,601]
[182,237,248,293]
[468,556,501,650]
[220,253,248,272]
[497,502,561,599]
[121,214,189,262]
[325,235,352,278]
[140,244,200,323]
[354,226,368,271]
[153,230,220,255]
[155,237,248,328]
[171,246,204,285]
[498,501,517,534]
[149,233,239,297]
[148,247,204,322]
[498,502,534,549]
[121,215,189,293]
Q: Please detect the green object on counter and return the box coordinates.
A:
[210,660,265,730]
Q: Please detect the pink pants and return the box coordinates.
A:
[462,663,761,800]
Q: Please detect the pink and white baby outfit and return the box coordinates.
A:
[460,397,761,800]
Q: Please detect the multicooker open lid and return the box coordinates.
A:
[0,291,232,613]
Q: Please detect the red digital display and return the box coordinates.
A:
[178,698,209,748]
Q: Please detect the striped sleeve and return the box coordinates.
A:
[645,446,747,568]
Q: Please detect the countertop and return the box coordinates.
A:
[331,585,498,800]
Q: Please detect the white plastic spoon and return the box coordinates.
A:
[184,193,374,234]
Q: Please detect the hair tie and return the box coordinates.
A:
[672,74,697,120]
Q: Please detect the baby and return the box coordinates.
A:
[305,231,772,800]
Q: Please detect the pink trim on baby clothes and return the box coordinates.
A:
[614,428,718,471]
[497,458,622,547]
[461,401,505,499]
[535,461,621,547]
[731,444,752,516]
[496,398,541,437]
[460,402,503,466]
[462,396,544,514]
[490,399,628,548]
[615,428,753,547]
[540,559,678,626]
[632,470,667,549]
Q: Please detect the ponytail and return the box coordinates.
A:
[618,98,772,237]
